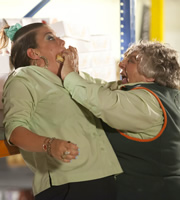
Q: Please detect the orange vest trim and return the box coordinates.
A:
[116,86,167,142]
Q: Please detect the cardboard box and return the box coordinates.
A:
[79,68,93,77]
[62,37,91,53]
[90,35,111,52]
[79,52,92,69]
[92,65,117,82]
[0,56,11,73]
[91,51,116,68]
[61,35,111,53]
[50,21,91,41]
[22,18,49,26]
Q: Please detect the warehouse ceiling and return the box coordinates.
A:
[0,0,117,18]
[1,0,180,58]
[0,0,42,18]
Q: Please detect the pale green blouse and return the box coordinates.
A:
[64,72,164,139]
[3,66,122,195]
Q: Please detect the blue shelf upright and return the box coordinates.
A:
[24,0,51,17]
[120,0,135,60]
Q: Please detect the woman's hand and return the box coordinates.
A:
[50,139,79,163]
[60,46,79,80]
[10,127,79,163]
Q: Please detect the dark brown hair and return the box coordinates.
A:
[0,23,46,69]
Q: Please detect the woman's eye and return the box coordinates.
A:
[47,35,55,40]
[128,59,133,63]
[128,57,136,63]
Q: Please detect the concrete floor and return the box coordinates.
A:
[0,157,33,190]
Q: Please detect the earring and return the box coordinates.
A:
[40,56,49,69]
[32,60,37,66]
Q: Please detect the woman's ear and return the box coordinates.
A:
[27,48,40,59]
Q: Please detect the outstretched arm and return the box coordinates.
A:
[10,126,79,163]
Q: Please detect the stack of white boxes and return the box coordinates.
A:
[50,21,117,82]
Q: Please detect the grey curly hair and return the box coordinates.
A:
[125,40,180,89]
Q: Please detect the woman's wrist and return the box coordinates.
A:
[42,137,56,156]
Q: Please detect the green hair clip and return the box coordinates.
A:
[4,23,22,41]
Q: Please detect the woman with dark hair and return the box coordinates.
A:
[0,23,122,200]
[61,40,180,200]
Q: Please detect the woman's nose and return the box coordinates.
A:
[119,60,126,69]
[57,37,65,46]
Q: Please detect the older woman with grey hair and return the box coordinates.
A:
[60,40,180,200]
[122,41,180,88]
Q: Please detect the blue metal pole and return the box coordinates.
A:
[120,0,135,60]
[24,0,51,17]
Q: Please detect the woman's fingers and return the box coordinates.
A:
[51,139,79,162]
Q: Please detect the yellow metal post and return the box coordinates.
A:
[150,0,164,41]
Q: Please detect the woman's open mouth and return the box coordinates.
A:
[120,69,128,84]
[122,75,128,84]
